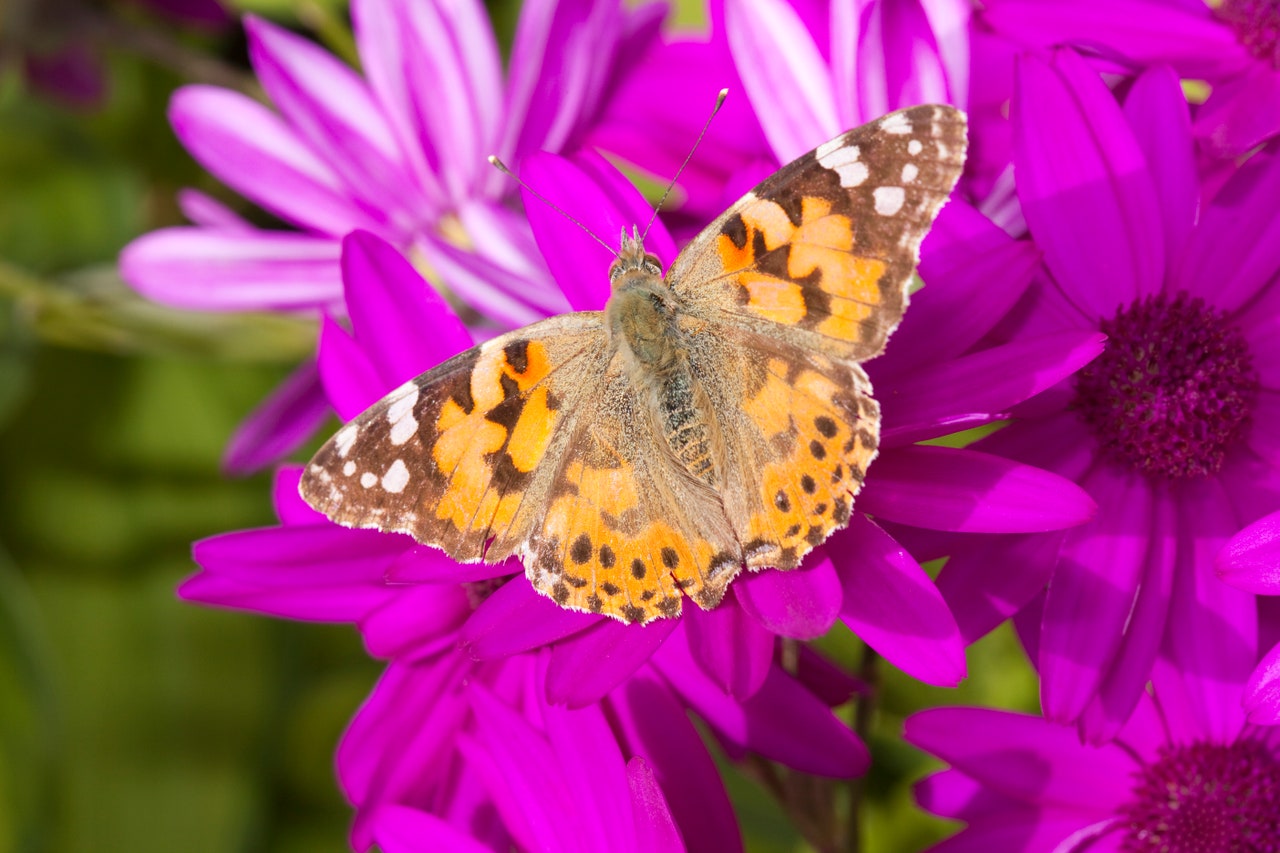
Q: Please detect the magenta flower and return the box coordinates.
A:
[904,636,1279,852]
[186,230,870,850]
[119,0,662,471]
[1219,510,1280,725]
[958,52,1280,742]
[980,0,1280,158]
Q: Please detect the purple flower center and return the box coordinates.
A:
[1219,0,1280,67]
[1120,738,1280,852]
[1073,292,1258,480]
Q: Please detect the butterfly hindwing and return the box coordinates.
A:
[668,104,967,361]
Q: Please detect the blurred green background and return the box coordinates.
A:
[0,2,1040,851]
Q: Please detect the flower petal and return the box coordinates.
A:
[176,188,252,230]
[833,515,965,686]
[414,232,560,330]
[1194,65,1280,158]
[1039,465,1152,724]
[317,315,384,419]
[880,330,1105,441]
[360,584,472,659]
[462,577,600,659]
[1122,66,1197,270]
[120,227,342,311]
[221,359,330,474]
[1217,509,1280,594]
[546,616,679,707]
[1244,641,1280,726]
[169,85,373,235]
[342,230,472,388]
[610,672,744,853]
[734,552,843,640]
[904,707,1135,810]
[725,0,839,162]
[627,758,686,852]
[1013,49,1164,318]
[859,445,1097,533]
[245,15,420,225]
[385,546,515,584]
[1174,148,1280,313]
[372,805,495,853]
[935,532,1064,644]
[684,598,775,699]
[980,0,1251,79]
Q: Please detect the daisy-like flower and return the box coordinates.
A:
[186,230,867,851]
[119,0,663,471]
[904,617,1278,852]
[1219,510,1280,725]
[979,0,1280,158]
[406,143,1098,706]
[957,52,1280,742]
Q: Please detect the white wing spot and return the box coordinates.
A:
[908,139,924,155]
[382,459,410,493]
[901,163,919,183]
[816,137,845,160]
[334,425,358,458]
[387,387,418,423]
[342,461,356,476]
[389,413,418,446]
[816,143,868,187]
[880,112,911,135]
[360,472,377,488]
[874,186,906,216]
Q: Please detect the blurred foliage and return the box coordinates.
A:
[0,1,1042,851]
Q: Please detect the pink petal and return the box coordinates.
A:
[734,552,843,640]
[832,515,965,686]
[342,230,473,388]
[684,598,774,699]
[360,584,472,659]
[462,577,600,659]
[222,359,330,475]
[1013,49,1164,318]
[627,758,686,852]
[1217,509,1280,594]
[169,85,374,235]
[904,706,1135,809]
[935,532,1064,644]
[384,546,515,584]
[725,0,839,162]
[1244,641,1280,726]
[1194,65,1280,158]
[120,227,342,311]
[176,188,252,230]
[317,315,384,420]
[245,15,419,225]
[372,805,495,853]
[1039,465,1152,724]
[272,466,325,526]
[546,616,679,707]
[413,232,556,329]
[859,445,1097,533]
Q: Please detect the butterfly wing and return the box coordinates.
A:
[513,359,744,623]
[301,313,607,562]
[667,104,967,361]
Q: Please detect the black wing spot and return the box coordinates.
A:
[601,582,621,596]
[587,594,603,613]
[833,497,851,525]
[814,416,838,438]
[621,605,645,623]
[641,590,656,601]
[814,503,828,516]
[777,191,805,226]
[631,558,647,580]
[658,598,680,617]
[801,474,817,494]
[661,547,680,569]
[806,526,826,547]
[774,490,791,512]
[599,544,616,568]
[708,552,739,579]
[565,574,589,588]
[503,339,530,374]
[723,213,748,250]
[571,533,593,564]
[785,523,802,538]
[552,582,570,604]
[810,439,827,460]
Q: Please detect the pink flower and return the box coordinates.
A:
[1219,510,1280,725]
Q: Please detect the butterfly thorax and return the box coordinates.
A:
[606,233,720,486]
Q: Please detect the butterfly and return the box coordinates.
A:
[301,104,967,624]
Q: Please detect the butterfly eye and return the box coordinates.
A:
[642,255,662,276]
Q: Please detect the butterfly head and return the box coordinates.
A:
[609,225,664,290]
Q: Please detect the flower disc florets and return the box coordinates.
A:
[1073,292,1258,479]
[1219,0,1280,68]
[1120,739,1280,852]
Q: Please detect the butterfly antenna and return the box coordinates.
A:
[641,88,729,242]
[488,156,620,258]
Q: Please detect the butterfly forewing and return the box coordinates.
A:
[668,104,968,362]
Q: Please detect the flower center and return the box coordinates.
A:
[1073,292,1257,480]
[1120,738,1280,852]
[1218,0,1280,67]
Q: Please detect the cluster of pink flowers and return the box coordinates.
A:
[120,0,1280,849]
